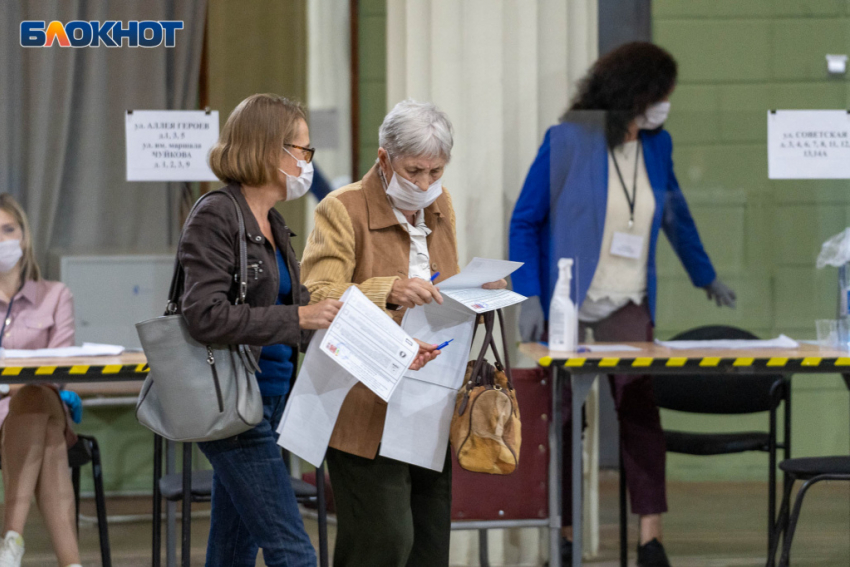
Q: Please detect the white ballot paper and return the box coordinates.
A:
[379,299,477,471]
[276,328,358,467]
[318,286,419,402]
[277,286,419,466]
[438,257,527,313]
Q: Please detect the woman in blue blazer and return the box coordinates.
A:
[509,42,735,567]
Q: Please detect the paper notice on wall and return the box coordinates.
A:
[125,110,220,181]
[767,110,850,179]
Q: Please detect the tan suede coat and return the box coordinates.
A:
[301,164,461,458]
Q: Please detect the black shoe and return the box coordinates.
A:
[637,538,671,567]
[560,538,573,564]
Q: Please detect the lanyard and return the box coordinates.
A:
[0,296,14,349]
[610,141,642,228]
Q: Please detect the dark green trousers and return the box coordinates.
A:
[327,447,452,567]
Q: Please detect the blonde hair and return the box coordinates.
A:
[0,194,40,282]
[208,93,308,186]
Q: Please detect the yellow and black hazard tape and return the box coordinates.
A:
[0,363,149,380]
[537,356,850,371]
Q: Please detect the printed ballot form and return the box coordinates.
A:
[318,286,418,402]
[278,259,528,472]
[438,258,527,313]
[277,286,419,466]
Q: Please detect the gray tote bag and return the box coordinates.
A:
[135,190,263,442]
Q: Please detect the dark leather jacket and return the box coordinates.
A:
[178,184,312,362]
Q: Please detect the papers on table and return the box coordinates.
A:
[318,286,418,402]
[438,257,527,313]
[655,335,799,350]
[1,343,126,359]
[579,344,641,353]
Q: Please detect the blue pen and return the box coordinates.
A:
[435,339,453,350]
[430,272,440,282]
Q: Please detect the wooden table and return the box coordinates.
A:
[519,342,850,567]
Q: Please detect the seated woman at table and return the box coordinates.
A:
[0,194,80,567]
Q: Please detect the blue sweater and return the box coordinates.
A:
[257,248,294,397]
[509,121,716,321]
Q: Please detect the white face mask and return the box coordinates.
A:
[382,161,443,211]
[635,101,671,130]
[0,240,22,273]
[279,147,314,202]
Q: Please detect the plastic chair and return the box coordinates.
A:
[770,376,850,567]
[0,434,112,567]
[617,326,790,567]
[151,438,329,567]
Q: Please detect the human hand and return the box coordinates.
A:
[409,339,441,371]
[59,390,83,423]
[388,278,444,309]
[298,299,344,329]
[704,278,736,308]
[481,278,507,290]
[519,295,545,342]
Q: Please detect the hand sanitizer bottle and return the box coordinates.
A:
[549,258,578,352]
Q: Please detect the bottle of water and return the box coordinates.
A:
[549,258,577,352]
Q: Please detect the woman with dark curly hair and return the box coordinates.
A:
[509,42,735,566]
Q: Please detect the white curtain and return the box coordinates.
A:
[385,0,598,564]
[0,0,206,272]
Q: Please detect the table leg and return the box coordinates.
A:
[166,441,176,567]
[572,373,597,567]
[548,367,562,567]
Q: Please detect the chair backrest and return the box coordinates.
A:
[652,325,785,415]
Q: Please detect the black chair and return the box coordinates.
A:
[617,326,790,567]
[152,437,329,567]
[0,434,112,567]
[770,375,850,567]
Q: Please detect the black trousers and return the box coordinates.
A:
[327,447,452,567]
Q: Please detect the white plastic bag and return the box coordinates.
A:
[816,228,850,268]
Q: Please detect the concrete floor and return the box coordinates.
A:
[13,475,850,566]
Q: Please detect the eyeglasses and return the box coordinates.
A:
[284,143,316,164]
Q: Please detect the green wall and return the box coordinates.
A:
[357,0,387,177]
[653,0,850,480]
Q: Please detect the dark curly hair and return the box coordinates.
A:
[562,42,677,148]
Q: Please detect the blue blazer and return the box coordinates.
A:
[509,120,716,321]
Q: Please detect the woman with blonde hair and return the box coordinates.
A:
[0,194,81,567]
[181,93,437,566]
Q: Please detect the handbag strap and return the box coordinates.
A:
[469,312,496,387]
[468,309,515,390]
[166,189,249,314]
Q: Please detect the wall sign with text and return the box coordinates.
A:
[768,110,850,179]
[125,110,219,182]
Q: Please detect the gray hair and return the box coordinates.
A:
[378,100,454,162]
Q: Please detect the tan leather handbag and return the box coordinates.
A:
[450,309,522,474]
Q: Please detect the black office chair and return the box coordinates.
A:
[770,375,850,567]
[617,326,790,567]
[152,438,329,567]
[0,434,111,567]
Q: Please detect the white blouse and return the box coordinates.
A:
[579,140,656,323]
[392,206,432,280]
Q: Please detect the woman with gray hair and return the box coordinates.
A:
[301,99,506,566]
